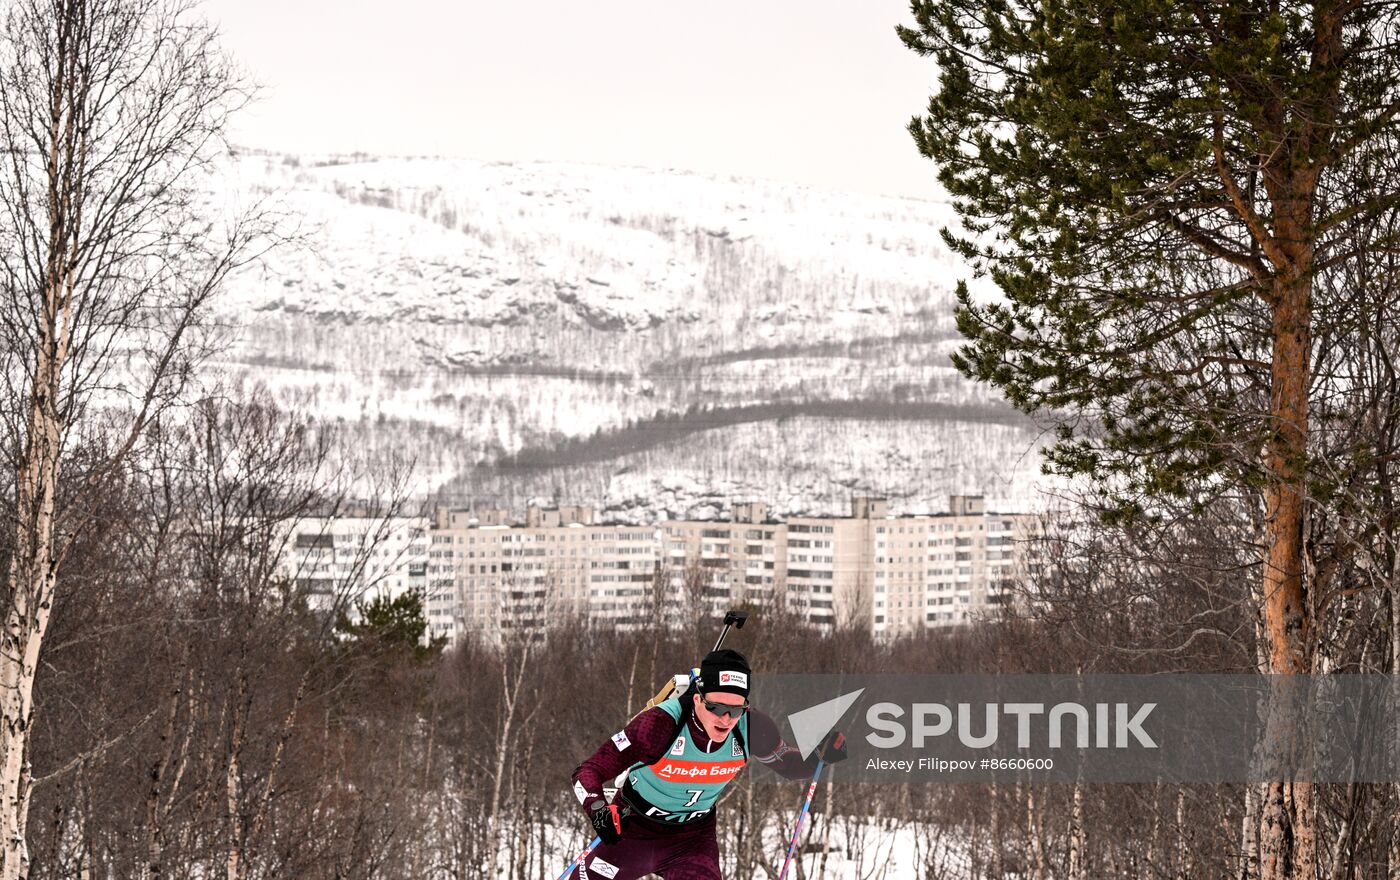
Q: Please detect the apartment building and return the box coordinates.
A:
[919,495,1035,628]
[279,514,429,612]
[874,495,1041,634]
[426,505,658,644]
[660,501,784,614]
[786,499,883,629]
[424,496,1039,645]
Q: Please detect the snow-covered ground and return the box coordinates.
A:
[526,814,971,880]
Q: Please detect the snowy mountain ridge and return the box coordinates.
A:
[210,151,1050,520]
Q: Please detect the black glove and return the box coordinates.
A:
[818,731,848,764]
[588,799,626,845]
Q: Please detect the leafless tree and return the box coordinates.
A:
[0,0,270,874]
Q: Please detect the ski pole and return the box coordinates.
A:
[556,836,599,880]
[711,609,748,652]
[648,609,750,710]
[776,734,843,880]
[557,802,634,879]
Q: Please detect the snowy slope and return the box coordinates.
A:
[210,151,1050,519]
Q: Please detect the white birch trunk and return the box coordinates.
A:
[1391,555,1400,880]
[989,781,1004,880]
[1026,785,1047,880]
[1175,787,1191,880]
[0,267,71,880]
[225,675,249,880]
[1242,783,1261,880]
[486,647,526,880]
[1068,779,1086,880]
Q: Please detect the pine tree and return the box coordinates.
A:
[337,588,447,663]
[899,3,1400,877]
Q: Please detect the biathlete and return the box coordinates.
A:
[569,649,846,880]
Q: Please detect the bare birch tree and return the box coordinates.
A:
[0,1,261,874]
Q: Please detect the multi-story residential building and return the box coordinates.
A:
[661,502,784,616]
[426,505,657,644]
[786,499,881,629]
[279,514,428,612]
[918,494,1040,629]
[779,495,1042,633]
[424,496,1040,645]
[871,508,930,638]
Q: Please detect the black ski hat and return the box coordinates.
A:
[699,649,751,698]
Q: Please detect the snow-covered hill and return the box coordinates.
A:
[211,151,1050,519]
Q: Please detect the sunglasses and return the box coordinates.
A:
[701,698,749,719]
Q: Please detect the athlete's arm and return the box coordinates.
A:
[571,706,676,816]
[745,708,822,780]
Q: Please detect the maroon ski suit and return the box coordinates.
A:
[570,702,816,880]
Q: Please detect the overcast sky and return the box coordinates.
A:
[200,0,946,201]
